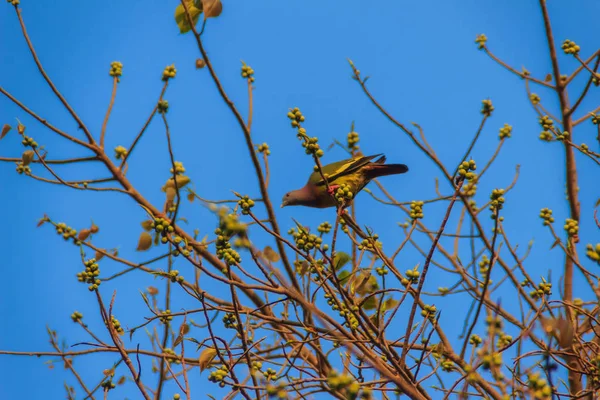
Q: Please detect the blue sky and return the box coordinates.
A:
[1,1,599,398]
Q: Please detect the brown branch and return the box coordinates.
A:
[14,6,95,145]
[0,156,98,164]
[482,46,555,89]
[119,82,168,168]
[0,86,94,149]
[539,0,581,394]
[179,0,299,292]
[400,178,464,364]
[100,77,118,148]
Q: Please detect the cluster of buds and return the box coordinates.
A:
[289,226,323,252]
[421,304,437,321]
[409,201,424,220]
[327,370,363,398]
[21,135,38,148]
[55,222,77,241]
[158,100,169,114]
[564,218,579,237]
[317,221,332,234]
[114,145,128,160]
[214,209,246,265]
[159,309,173,324]
[489,189,505,219]
[208,365,229,386]
[479,255,490,277]
[170,161,185,175]
[77,258,101,291]
[216,231,241,266]
[499,123,512,139]
[109,315,125,335]
[530,279,552,300]
[70,311,83,322]
[334,183,353,204]
[109,61,123,79]
[586,243,600,265]
[375,265,389,276]
[162,64,177,81]
[167,269,185,283]
[539,115,555,141]
[527,371,552,399]
[241,62,255,82]
[287,108,325,158]
[539,208,554,225]
[405,267,420,283]
[287,107,305,128]
[347,130,359,151]
[470,334,482,347]
[237,195,255,215]
[561,39,580,55]
[486,314,503,331]
[591,113,600,126]
[358,234,381,252]
[457,159,477,180]
[475,34,487,49]
[222,313,237,329]
[256,142,270,155]
[263,367,277,381]
[16,162,31,175]
[556,131,570,141]
[481,99,494,116]
[479,349,502,370]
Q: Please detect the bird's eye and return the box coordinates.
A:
[286,193,290,197]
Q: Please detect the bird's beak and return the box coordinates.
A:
[280,201,287,208]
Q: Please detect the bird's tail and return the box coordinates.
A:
[366,163,409,179]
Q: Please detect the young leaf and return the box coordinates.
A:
[136,232,153,251]
[337,269,351,284]
[175,2,202,34]
[0,124,10,140]
[78,229,91,242]
[263,246,280,263]
[21,150,34,166]
[333,251,351,270]
[199,347,218,372]
[95,250,105,261]
[202,0,222,19]
[141,220,154,231]
[383,298,399,312]
[362,296,378,310]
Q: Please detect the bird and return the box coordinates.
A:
[281,154,408,208]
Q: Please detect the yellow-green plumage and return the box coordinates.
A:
[281,154,408,208]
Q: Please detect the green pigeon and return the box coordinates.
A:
[281,154,408,208]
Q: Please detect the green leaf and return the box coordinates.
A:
[350,270,370,296]
[362,296,378,310]
[199,348,218,372]
[175,2,202,34]
[595,198,600,207]
[333,251,351,270]
[356,275,378,296]
[337,269,351,284]
[383,298,399,312]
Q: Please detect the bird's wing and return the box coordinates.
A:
[309,154,382,186]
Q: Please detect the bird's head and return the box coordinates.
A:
[281,191,294,208]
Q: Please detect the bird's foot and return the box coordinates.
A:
[327,185,340,196]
